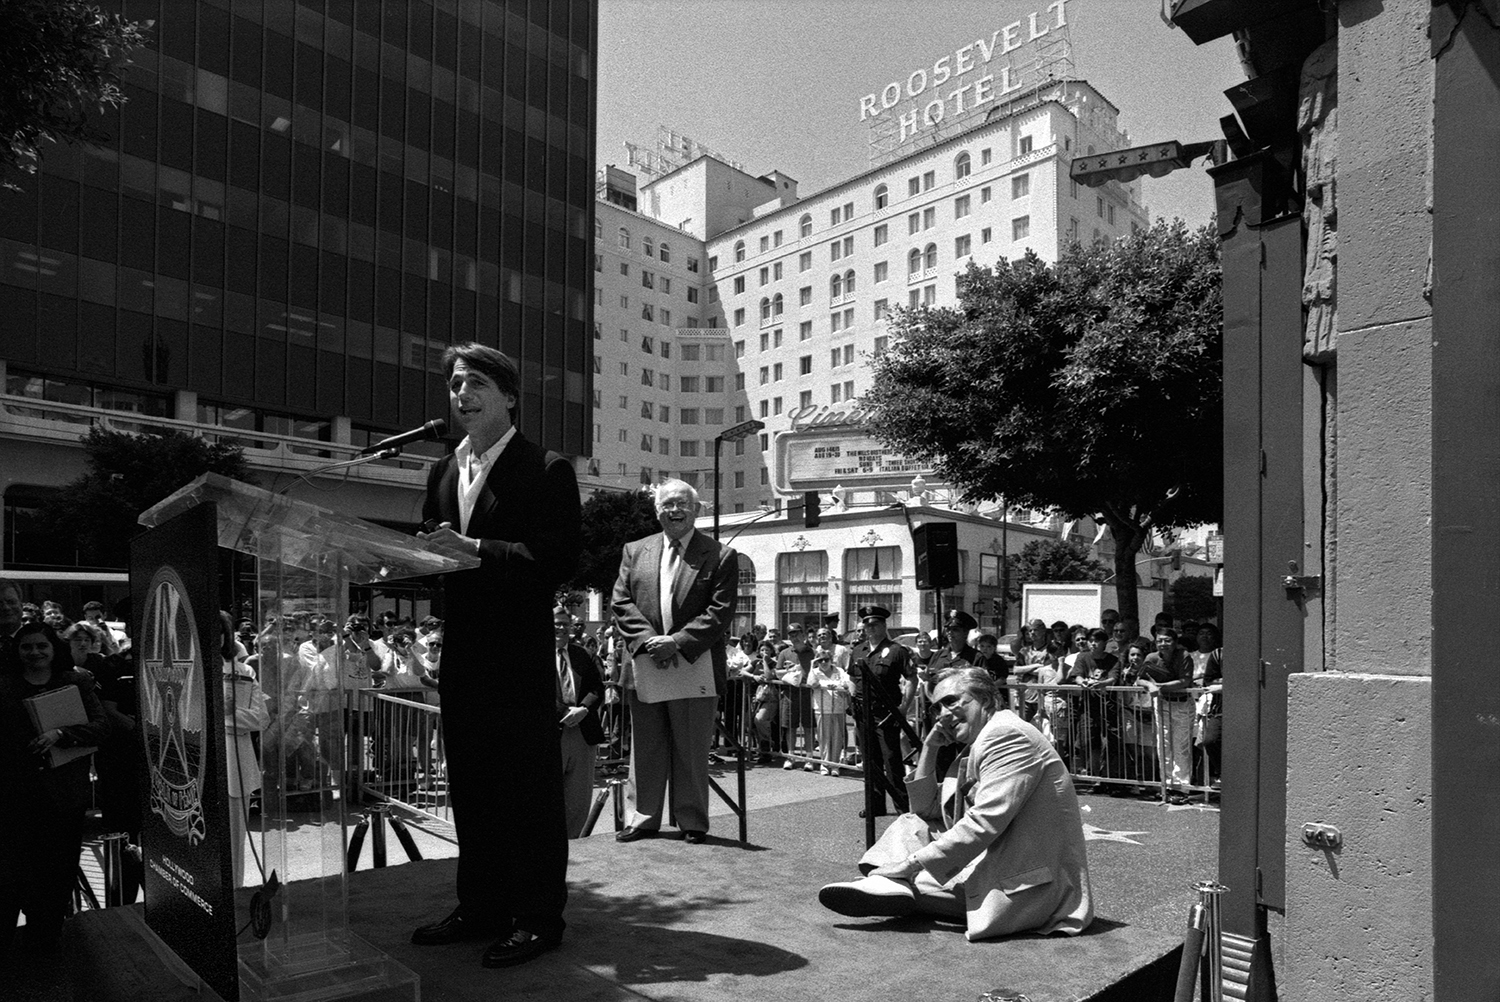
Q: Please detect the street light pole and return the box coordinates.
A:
[712,419,765,542]
[714,435,722,540]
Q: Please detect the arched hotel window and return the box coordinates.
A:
[799,214,813,238]
[734,240,746,262]
[659,242,671,262]
[772,293,784,317]
[619,227,631,249]
[954,151,972,180]
[924,242,937,270]
[643,235,654,257]
[760,297,772,322]
[844,269,856,295]
[874,184,889,209]
[844,546,903,628]
[735,555,758,637]
[777,550,829,632]
[908,247,923,276]
[831,273,843,299]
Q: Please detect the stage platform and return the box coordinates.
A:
[17,784,1219,1002]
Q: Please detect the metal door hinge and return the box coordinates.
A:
[1282,560,1321,598]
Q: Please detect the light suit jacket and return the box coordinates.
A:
[908,709,1094,940]
[611,529,738,695]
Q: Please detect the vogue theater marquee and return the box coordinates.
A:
[857,0,1071,143]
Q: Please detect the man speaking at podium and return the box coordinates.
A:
[413,343,582,968]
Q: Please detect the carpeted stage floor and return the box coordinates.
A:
[22,787,1219,1001]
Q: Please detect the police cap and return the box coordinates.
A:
[947,609,978,632]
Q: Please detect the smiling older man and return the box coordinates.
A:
[611,479,738,845]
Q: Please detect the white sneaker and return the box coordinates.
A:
[820,767,833,776]
[782,760,794,770]
[803,762,816,772]
[818,874,918,918]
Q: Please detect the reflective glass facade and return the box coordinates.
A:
[0,0,597,457]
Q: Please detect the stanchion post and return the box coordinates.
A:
[101,832,129,908]
[610,777,626,832]
[1196,879,1228,1002]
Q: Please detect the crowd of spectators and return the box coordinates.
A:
[0,580,457,955]
[684,607,1223,806]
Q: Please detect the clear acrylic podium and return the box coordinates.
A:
[139,473,478,1002]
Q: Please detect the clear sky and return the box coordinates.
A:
[596,0,1245,228]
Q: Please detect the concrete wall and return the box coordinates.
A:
[1284,1,1434,998]
[1329,0,1434,678]
[1284,673,1432,1001]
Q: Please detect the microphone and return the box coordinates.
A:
[359,418,448,455]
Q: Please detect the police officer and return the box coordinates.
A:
[847,605,916,816]
[932,609,979,673]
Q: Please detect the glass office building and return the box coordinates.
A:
[0,0,596,455]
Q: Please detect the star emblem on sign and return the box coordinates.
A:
[1083,824,1148,845]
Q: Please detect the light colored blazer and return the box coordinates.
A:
[611,529,738,694]
[908,709,1094,940]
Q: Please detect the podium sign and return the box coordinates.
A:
[135,473,479,1002]
[130,500,240,1001]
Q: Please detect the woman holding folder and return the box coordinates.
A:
[0,620,110,952]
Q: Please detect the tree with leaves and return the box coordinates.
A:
[1168,573,1218,624]
[0,1,149,185]
[568,488,660,596]
[1004,538,1108,607]
[864,219,1222,627]
[41,427,249,569]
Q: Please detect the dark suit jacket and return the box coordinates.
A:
[420,430,581,925]
[559,641,605,745]
[611,529,738,694]
[423,434,581,640]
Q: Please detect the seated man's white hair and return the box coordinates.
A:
[653,478,700,508]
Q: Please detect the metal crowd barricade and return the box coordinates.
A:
[348,686,454,841]
[345,669,758,845]
[746,675,866,777]
[1003,683,1221,802]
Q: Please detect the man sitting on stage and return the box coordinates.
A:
[819,667,1095,941]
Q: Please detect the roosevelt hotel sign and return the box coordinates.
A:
[858,0,1071,144]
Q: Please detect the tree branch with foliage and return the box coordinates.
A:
[1004,538,1108,607]
[40,427,249,569]
[568,489,660,597]
[863,219,1222,627]
[0,1,150,185]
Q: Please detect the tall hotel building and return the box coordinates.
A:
[591,80,1149,513]
[0,0,597,610]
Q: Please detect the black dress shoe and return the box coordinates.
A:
[857,808,888,819]
[615,825,656,843]
[412,907,492,945]
[481,927,562,968]
[682,829,707,844]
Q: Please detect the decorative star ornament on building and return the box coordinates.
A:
[1082,824,1149,845]
[859,529,883,547]
[791,534,811,551]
